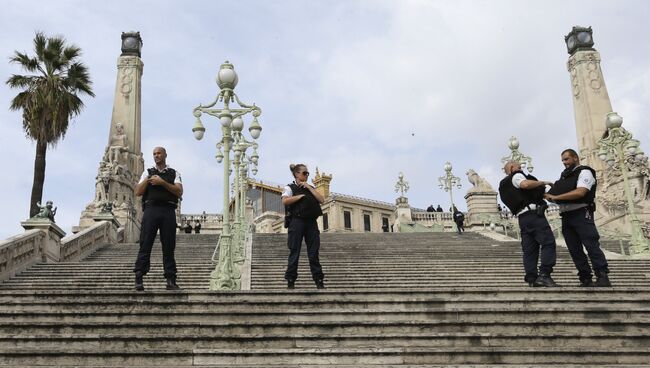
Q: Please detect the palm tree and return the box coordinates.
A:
[6,32,95,217]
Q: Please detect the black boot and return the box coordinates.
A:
[166,276,180,290]
[579,277,594,287]
[134,271,144,291]
[287,279,295,289]
[315,279,325,289]
[594,273,612,287]
[533,274,558,287]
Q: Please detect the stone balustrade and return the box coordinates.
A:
[1,218,121,282]
[61,221,119,262]
[0,230,46,282]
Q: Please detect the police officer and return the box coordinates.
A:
[545,149,611,287]
[499,161,558,287]
[133,147,183,291]
[282,164,325,289]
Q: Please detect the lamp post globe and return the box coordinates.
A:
[216,61,238,90]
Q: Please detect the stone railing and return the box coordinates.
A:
[0,230,46,282]
[410,212,456,232]
[412,212,454,222]
[60,220,118,262]
[1,217,121,282]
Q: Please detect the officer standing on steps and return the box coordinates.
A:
[499,161,558,287]
[545,149,611,287]
[133,147,183,291]
[282,163,325,289]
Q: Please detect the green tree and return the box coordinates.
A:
[6,32,95,217]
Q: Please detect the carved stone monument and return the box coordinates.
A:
[75,32,145,242]
[464,169,499,227]
[565,26,649,236]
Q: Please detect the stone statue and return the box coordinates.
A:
[94,161,111,203]
[99,201,114,214]
[106,122,128,164]
[466,169,494,192]
[34,201,57,222]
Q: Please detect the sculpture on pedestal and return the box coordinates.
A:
[33,201,57,222]
[466,169,494,193]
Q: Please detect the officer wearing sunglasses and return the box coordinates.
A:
[282,163,326,289]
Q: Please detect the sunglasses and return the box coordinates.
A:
[299,171,309,176]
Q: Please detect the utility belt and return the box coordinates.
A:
[144,200,177,209]
[517,202,548,218]
[559,202,596,216]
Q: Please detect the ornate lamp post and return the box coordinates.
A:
[394,172,410,198]
[438,161,462,212]
[191,60,262,290]
[501,136,534,172]
[597,112,649,254]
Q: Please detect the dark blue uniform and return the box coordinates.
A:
[134,167,180,280]
[499,171,557,286]
[284,183,324,285]
[549,165,609,285]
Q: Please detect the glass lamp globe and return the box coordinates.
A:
[220,110,233,127]
[216,61,239,90]
[231,117,244,131]
[605,112,623,129]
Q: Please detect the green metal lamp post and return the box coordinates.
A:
[501,136,534,172]
[231,138,258,262]
[438,161,462,212]
[597,112,649,255]
[191,60,262,290]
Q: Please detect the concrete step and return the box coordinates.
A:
[1,347,649,366]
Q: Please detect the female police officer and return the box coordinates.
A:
[282,164,326,289]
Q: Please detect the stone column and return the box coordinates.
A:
[76,32,144,242]
[565,26,650,232]
[565,26,612,173]
[464,169,500,228]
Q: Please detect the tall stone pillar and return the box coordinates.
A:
[75,32,145,242]
[564,26,650,235]
[565,26,611,173]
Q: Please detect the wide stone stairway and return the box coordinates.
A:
[0,232,649,366]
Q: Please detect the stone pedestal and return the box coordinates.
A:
[464,191,500,228]
[393,196,413,230]
[21,219,66,262]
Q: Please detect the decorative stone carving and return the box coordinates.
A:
[466,169,494,193]
[105,122,129,165]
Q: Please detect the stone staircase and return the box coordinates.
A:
[0,232,649,366]
[251,232,649,289]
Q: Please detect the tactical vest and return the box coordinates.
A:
[498,171,545,214]
[142,167,178,208]
[547,165,597,205]
[285,183,323,219]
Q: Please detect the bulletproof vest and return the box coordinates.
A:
[142,167,178,207]
[285,183,323,219]
[498,171,545,214]
[547,165,597,205]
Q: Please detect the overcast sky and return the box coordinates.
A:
[1,0,649,239]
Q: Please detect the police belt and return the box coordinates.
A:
[516,204,537,217]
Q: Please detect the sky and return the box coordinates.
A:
[1,0,649,239]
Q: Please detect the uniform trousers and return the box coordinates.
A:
[561,207,609,280]
[133,204,178,278]
[517,211,557,283]
[284,217,324,282]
